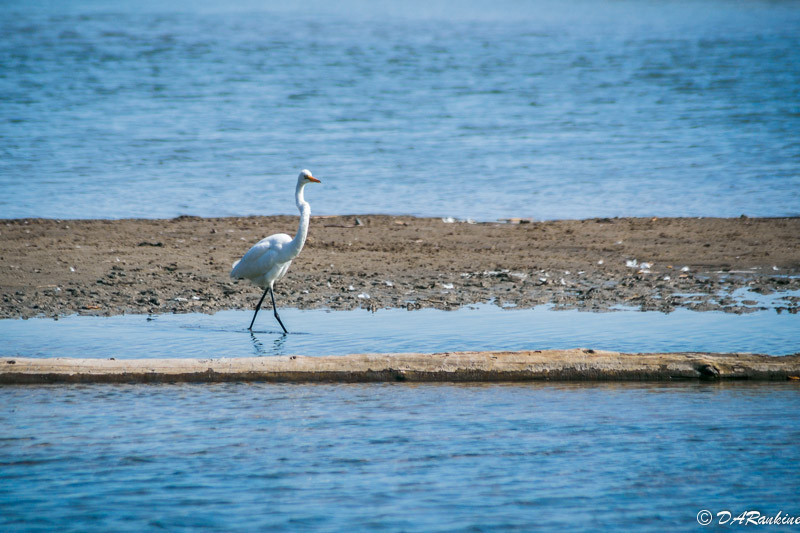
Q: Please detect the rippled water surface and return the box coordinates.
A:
[2,0,799,220]
[2,382,799,531]
[1,305,799,358]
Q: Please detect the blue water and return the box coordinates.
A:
[1,305,798,358]
[2,382,799,531]
[2,0,799,221]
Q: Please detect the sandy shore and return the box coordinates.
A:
[1,215,798,319]
[3,350,799,384]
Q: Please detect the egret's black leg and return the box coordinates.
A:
[270,287,288,334]
[249,287,269,331]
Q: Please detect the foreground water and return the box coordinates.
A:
[1,305,798,358]
[2,381,799,531]
[2,0,799,221]
[2,308,798,531]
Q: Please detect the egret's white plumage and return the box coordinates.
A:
[231,169,320,332]
[230,233,293,285]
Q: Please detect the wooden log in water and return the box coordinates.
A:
[1,350,799,384]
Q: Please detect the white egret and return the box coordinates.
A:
[230,169,321,333]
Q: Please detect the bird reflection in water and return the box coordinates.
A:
[250,331,287,356]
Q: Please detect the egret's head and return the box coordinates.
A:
[299,169,321,184]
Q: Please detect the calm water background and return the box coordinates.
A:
[1,0,799,220]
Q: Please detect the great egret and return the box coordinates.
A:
[230,169,321,333]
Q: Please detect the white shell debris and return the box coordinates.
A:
[384,281,394,287]
[357,292,370,299]
[627,259,653,273]
[442,217,456,223]
[680,266,690,272]
[442,283,454,290]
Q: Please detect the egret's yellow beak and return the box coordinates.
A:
[308,176,321,183]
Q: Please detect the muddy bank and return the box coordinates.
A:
[2,350,799,384]
[1,215,799,319]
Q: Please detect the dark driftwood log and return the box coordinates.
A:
[2,350,799,384]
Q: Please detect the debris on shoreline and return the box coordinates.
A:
[1,215,798,318]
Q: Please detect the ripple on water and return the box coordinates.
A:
[1,2,799,220]
[1,382,799,531]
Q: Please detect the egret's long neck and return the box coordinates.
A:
[287,182,311,259]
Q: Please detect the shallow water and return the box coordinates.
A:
[2,381,799,531]
[2,0,799,221]
[1,305,798,358]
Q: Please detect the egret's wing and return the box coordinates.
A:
[230,233,292,280]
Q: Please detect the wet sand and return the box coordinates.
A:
[3,350,800,384]
[1,215,798,319]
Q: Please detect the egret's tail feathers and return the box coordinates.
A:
[230,259,241,278]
